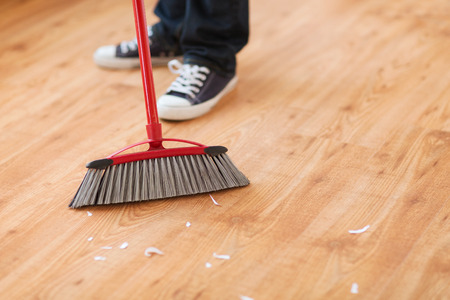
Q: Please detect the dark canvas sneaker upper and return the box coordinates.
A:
[116,27,181,59]
[157,60,238,120]
[93,26,182,69]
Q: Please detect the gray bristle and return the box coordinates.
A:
[69,153,250,208]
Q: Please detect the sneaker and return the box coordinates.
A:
[93,27,182,69]
[157,60,238,121]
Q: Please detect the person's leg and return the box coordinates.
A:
[156,0,250,120]
[181,0,249,75]
[93,0,185,69]
[152,0,186,49]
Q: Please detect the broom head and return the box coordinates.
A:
[69,138,249,208]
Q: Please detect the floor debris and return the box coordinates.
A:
[87,211,93,216]
[348,225,370,234]
[94,256,106,261]
[87,237,93,242]
[209,194,221,206]
[186,221,191,227]
[205,262,212,268]
[101,246,113,250]
[120,242,128,249]
[240,296,254,300]
[213,252,230,260]
[351,282,359,294]
[145,247,164,257]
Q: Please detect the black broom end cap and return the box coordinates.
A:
[86,158,114,169]
[205,146,228,156]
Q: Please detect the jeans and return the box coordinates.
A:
[153,0,249,75]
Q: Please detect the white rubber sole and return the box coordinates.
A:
[93,45,180,69]
[157,76,238,121]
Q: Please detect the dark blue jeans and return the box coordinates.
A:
[153,0,249,76]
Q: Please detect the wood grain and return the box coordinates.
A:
[0,0,449,299]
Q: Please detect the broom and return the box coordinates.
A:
[69,0,249,208]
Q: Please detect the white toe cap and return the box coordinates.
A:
[157,94,191,107]
[94,45,116,59]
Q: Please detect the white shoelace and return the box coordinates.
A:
[119,26,153,54]
[167,60,210,99]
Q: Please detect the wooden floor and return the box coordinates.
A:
[1,0,449,299]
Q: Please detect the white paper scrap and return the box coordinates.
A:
[348,225,370,234]
[87,211,93,216]
[205,262,212,268]
[209,194,221,206]
[101,246,113,250]
[351,282,359,294]
[94,256,106,261]
[145,247,164,257]
[186,222,191,227]
[120,242,128,249]
[213,252,230,260]
[87,237,94,242]
[240,296,254,300]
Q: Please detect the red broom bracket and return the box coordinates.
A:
[99,138,219,166]
[146,123,163,148]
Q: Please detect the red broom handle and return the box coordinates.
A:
[132,0,163,142]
